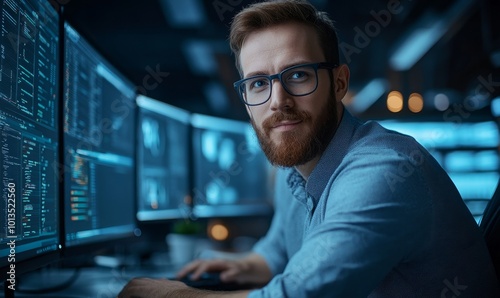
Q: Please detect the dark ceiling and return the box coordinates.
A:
[61,0,500,122]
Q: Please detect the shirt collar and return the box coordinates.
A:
[286,108,362,204]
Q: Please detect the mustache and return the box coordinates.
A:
[262,110,311,130]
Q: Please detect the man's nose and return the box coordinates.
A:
[269,79,295,111]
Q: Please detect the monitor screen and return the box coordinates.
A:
[191,114,272,217]
[0,0,60,278]
[136,95,191,221]
[62,23,136,249]
[378,120,500,222]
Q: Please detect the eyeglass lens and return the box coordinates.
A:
[240,65,318,105]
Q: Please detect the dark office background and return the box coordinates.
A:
[1,0,499,295]
[61,0,500,122]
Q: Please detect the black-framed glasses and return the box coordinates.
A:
[233,62,338,106]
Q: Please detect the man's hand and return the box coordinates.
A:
[176,253,272,285]
[176,259,248,283]
[118,278,251,298]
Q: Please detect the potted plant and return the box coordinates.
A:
[166,220,203,266]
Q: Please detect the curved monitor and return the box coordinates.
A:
[190,114,272,218]
[62,23,136,254]
[0,0,61,281]
[136,95,191,221]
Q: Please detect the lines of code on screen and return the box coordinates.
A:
[0,0,59,263]
[63,23,136,247]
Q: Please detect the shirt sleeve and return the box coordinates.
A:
[252,168,291,276]
[249,148,433,298]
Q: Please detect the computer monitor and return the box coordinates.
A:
[378,120,500,222]
[136,95,191,221]
[62,23,137,253]
[190,114,272,218]
[0,0,60,280]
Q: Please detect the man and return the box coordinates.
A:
[119,1,499,297]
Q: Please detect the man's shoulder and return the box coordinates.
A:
[342,119,431,164]
[353,120,418,148]
[327,120,442,198]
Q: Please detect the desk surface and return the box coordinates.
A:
[3,265,180,298]
[1,249,256,297]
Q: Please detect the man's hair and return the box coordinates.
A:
[229,0,340,76]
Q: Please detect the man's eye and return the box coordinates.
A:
[250,79,268,89]
[290,71,306,79]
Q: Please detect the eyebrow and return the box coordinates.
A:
[244,60,314,79]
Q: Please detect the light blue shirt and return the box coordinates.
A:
[249,109,499,297]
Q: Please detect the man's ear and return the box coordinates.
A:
[334,64,350,102]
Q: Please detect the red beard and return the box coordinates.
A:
[251,97,338,167]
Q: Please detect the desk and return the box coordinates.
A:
[3,265,180,298]
[1,248,256,297]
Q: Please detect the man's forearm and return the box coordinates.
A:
[172,289,251,298]
[118,278,252,298]
[205,290,251,298]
